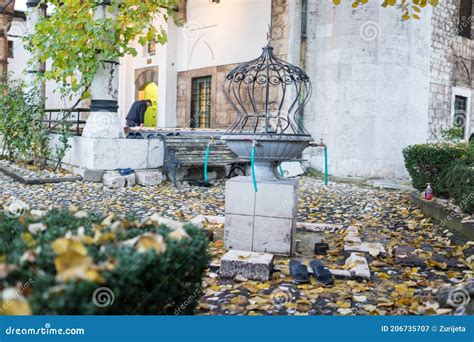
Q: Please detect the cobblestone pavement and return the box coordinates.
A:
[1,173,472,315]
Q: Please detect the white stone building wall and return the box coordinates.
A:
[303,1,432,179]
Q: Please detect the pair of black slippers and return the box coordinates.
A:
[289,260,334,285]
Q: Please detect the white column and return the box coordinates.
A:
[25,0,45,100]
[82,1,124,138]
[157,20,178,128]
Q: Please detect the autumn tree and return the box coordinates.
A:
[26,0,181,101]
[333,0,439,20]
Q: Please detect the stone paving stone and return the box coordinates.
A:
[345,252,371,281]
[344,242,387,257]
[344,233,362,244]
[393,245,426,267]
[220,250,274,281]
[329,269,352,279]
[297,222,342,233]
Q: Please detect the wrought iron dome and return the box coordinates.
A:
[224,44,312,136]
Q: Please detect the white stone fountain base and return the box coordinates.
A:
[224,176,298,255]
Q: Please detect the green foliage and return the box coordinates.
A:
[53,116,73,170]
[402,143,467,197]
[0,76,49,165]
[27,0,180,101]
[441,127,465,142]
[0,209,210,315]
[444,163,474,214]
[332,0,438,20]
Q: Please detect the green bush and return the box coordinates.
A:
[444,163,474,214]
[0,75,49,165]
[402,143,466,196]
[464,140,474,165]
[0,208,210,315]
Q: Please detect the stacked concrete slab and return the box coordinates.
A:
[224,176,298,255]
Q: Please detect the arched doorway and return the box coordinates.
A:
[138,82,158,127]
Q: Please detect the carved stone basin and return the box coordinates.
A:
[221,134,313,179]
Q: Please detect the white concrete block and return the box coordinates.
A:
[344,233,362,244]
[136,170,163,186]
[224,177,299,256]
[345,253,371,281]
[225,177,256,216]
[224,214,254,251]
[297,222,343,232]
[49,135,164,171]
[220,250,274,281]
[253,216,295,255]
[255,179,298,219]
[346,226,360,235]
[329,269,352,279]
[103,171,125,189]
[280,161,305,178]
[189,215,206,228]
[147,139,165,169]
[124,173,136,187]
[82,112,125,139]
[344,242,387,257]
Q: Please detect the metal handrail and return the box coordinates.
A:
[44,108,90,136]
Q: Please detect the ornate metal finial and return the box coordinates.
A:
[223,44,312,136]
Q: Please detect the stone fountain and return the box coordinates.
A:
[222,45,314,256]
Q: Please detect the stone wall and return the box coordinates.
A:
[176,63,238,129]
[270,0,290,60]
[428,0,474,141]
[304,1,432,179]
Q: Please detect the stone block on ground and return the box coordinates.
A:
[280,161,305,178]
[220,250,274,281]
[329,269,352,279]
[346,226,360,235]
[189,215,205,228]
[135,170,163,186]
[393,246,426,267]
[103,171,136,188]
[124,173,136,187]
[74,168,105,182]
[345,252,371,280]
[344,233,362,244]
[103,171,126,189]
[297,222,343,233]
[344,242,386,257]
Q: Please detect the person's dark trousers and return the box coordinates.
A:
[126,120,139,128]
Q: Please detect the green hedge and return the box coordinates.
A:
[402,143,467,196]
[444,163,474,214]
[0,208,210,315]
